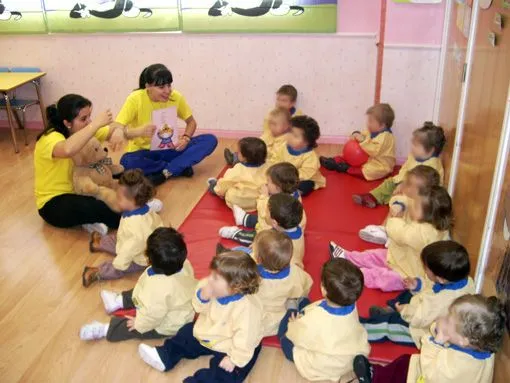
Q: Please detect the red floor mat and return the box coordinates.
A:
[179,168,418,363]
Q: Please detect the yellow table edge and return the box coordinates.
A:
[0,72,47,92]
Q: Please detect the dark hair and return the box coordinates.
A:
[138,63,173,89]
[450,294,507,353]
[119,169,155,207]
[210,251,260,295]
[291,115,321,148]
[421,240,470,281]
[268,193,303,229]
[37,94,92,141]
[419,186,452,231]
[407,165,441,193]
[254,230,293,272]
[413,122,446,157]
[277,84,298,102]
[366,103,395,129]
[267,162,299,194]
[321,258,364,306]
[238,137,267,166]
[146,227,187,276]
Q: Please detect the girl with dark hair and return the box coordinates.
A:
[34,94,125,232]
[110,64,218,185]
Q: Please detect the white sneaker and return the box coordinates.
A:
[138,343,165,372]
[79,321,108,340]
[329,241,346,259]
[147,198,163,213]
[232,205,247,226]
[82,223,108,236]
[100,290,123,314]
[359,225,388,245]
[219,226,241,239]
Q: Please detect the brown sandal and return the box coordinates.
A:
[82,266,100,288]
[88,232,102,253]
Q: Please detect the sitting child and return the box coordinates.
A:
[361,240,474,347]
[79,227,197,342]
[252,230,313,336]
[353,121,445,208]
[329,185,452,291]
[220,193,305,268]
[354,294,506,383]
[359,165,441,246]
[264,84,302,133]
[208,137,268,211]
[82,169,164,287]
[232,162,307,231]
[277,258,370,382]
[138,251,263,383]
[320,103,396,181]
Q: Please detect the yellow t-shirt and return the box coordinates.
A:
[116,89,193,153]
[34,127,110,209]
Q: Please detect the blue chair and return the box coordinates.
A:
[0,67,43,145]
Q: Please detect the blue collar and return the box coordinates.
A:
[432,278,469,294]
[217,293,244,305]
[284,226,303,240]
[449,344,492,360]
[319,300,355,316]
[287,145,312,156]
[370,128,392,139]
[122,204,150,218]
[292,190,300,200]
[290,106,296,116]
[414,154,439,163]
[147,267,158,276]
[258,265,290,279]
[241,162,264,168]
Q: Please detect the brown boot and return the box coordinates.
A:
[89,231,102,253]
[82,266,100,287]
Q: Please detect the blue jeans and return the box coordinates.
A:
[277,297,311,362]
[156,322,262,382]
[120,134,217,176]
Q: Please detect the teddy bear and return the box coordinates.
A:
[72,137,124,212]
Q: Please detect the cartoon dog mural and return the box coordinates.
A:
[0,1,22,21]
[70,0,152,19]
[208,0,305,17]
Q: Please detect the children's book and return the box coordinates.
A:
[150,107,178,151]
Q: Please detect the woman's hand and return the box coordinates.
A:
[175,135,191,151]
[109,127,125,152]
[93,109,113,129]
[142,124,157,138]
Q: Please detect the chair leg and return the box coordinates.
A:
[22,109,28,145]
[3,93,19,153]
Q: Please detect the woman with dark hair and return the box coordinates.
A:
[111,64,218,185]
[34,94,125,232]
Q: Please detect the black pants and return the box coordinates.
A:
[106,289,165,342]
[298,180,315,197]
[38,193,121,229]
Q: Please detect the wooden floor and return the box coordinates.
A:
[0,130,340,383]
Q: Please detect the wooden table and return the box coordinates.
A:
[0,72,47,153]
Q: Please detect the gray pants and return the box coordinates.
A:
[98,261,145,280]
[106,289,166,342]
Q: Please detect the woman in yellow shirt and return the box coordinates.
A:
[111,64,218,185]
[35,94,124,231]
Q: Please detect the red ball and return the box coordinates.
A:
[342,139,369,167]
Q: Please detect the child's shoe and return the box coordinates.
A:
[232,205,248,226]
[328,241,346,259]
[352,193,378,208]
[147,198,163,213]
[80,321,108,340]
[359,225,387,245]
[82,266,100,288]
[100,290,123,313]
[207,178,218,195]
[89,231,102,253]
[138,343,166,372]
[219,226,242,239]
[82,222,108,236]
[353,355,373,383]
[369,305,395,317]
[224,148,235,166]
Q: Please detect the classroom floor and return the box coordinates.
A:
[0,131,346,383]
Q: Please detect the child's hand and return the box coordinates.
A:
[93,109,113,129]
[395,302,405,313]
[109,127,125,152]
[175,135,191,151]
[260,184,269,197]
[403,277,418,291]
[289,311,303,322]
[219,356,236,372]
[352,132,364,142]
[142,124,157,138]
[125,315,136,331]
[390,204,404,217]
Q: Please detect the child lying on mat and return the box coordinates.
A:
[277,258,370,382]
[320,103,396,181]
[329,186,452,291]
[361,240,474,348]
[354,294,506,383]
[138,251,263,383]
[359,165,441,246]
[82,169,164,287]
[272,115,326,196]
[220,193,305,268]
[232,162,307,232]
[80,227,197,342]
[208,137,268,211]
[353,121,445,209]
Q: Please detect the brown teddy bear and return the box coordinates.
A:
[72,137,124,212]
